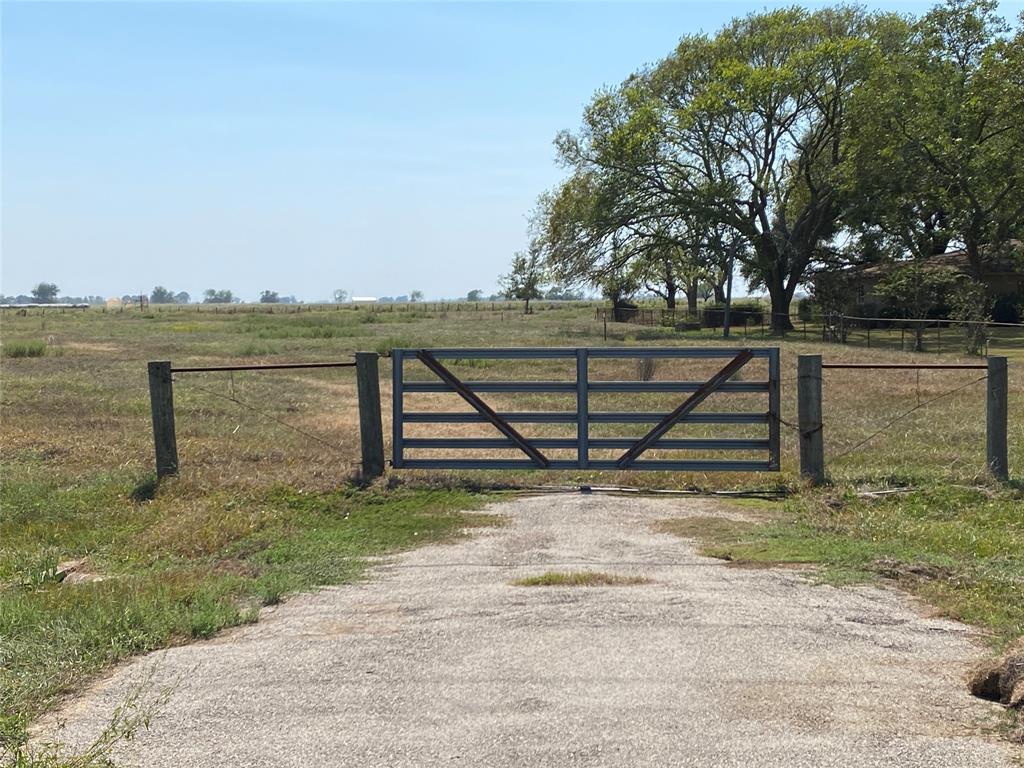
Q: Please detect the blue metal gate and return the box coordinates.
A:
[392,347,780,472]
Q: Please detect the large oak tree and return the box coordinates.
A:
[547,7,906,332]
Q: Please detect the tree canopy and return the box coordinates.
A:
[30,283,60,303]
[150,286,177,304]
[500,239,547,313]
[203,289,235,304]
[527,0,1023,331]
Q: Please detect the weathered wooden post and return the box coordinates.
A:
[987,356,1008,481]
[148,361,179,477]
[797,354,825,485]
[355,352,385,480]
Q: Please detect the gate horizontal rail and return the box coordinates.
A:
[403,381,769,393]
[393,347,780,472]
[402,347,777,359]
[402,438,769,449]
[401,412,769,423]
[397,459,772,471]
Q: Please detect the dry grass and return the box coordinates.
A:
[1,302,1021,493]
[653,515,761,544]
[512,571,652,587]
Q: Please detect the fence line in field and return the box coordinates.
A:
[148,356,385,481]
[796,356,1008,484]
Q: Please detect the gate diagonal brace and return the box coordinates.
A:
[415,351,551,468]
[616,349,755,469]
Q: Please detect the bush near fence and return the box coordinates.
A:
[700,302,765,328]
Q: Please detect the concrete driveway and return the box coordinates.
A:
[46,493,1015,767]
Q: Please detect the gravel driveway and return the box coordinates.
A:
[44,493,1016,767]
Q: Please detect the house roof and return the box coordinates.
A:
[856,240,1023,280]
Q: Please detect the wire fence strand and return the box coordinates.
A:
[832,375,987,461]
[175,378,355,459]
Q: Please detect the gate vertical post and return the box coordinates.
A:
[391,350,404,469]
[987,356,1008,481]
[576,349,589,469]
[797,354,825,485]
[148,361,179,477]
[768,348,781,471]
[356,352,385,480]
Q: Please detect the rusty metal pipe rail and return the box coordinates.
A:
[170,361,356,373]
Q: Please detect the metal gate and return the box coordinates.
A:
[392,347,780,472]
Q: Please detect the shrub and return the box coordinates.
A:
[848,303,899,329]
[374,337,415,356]
[992,294,1022,324]
[236,342,278,357]
[797,297,816,322]
[700,301,764,328]
[950,281,991,356]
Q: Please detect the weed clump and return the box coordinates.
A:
[3,341,48,358]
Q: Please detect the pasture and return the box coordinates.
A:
[1,302,1022,752]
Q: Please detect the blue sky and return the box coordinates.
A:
[3,1,1022,301]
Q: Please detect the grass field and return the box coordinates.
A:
[1,301,1022,756]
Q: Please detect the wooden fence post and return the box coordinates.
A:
[797,354,825,485]
[148,361,179,477]
[355,352,385,480]
[987,356,1008,481]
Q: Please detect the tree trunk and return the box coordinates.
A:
[713,282,726,304]
[766,274,795,334]
[660,260,678,311]
[524,297,531,314]
[964,238,984,280]
[687,278,699,313]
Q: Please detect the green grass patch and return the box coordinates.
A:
[658,487,1024,647]
[235,341,279,356]
[2,341,48,358]
[0,474,495,751]
[374,336,415,355]
[512,570,651,587]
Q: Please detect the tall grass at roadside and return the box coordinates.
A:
[2,341,48,358]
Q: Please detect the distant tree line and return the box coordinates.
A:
[503,0,1023,330]
[150,287,192,304]
[1,283,105,305]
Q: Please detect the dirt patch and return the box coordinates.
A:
[64,342,123,353]
[869,558,955,582]
[55,558,106,586]
[970,639,1024,709]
